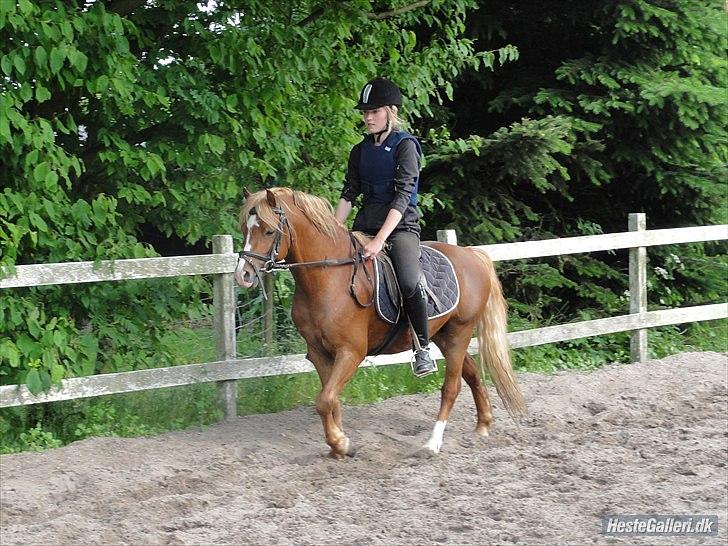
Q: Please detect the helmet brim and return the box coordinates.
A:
[354,101,401,110]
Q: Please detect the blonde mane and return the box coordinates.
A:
[239,187,344,240]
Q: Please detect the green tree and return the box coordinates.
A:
[421,0,727,323]
[1,0,515,390]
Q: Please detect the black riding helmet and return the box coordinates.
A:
[355,77,402,110]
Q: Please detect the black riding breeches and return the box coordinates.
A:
[386,230,423,298]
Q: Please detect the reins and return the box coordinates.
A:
[237,210,375,307]
[248,255,357,272]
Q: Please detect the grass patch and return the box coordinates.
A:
[235,362,446,416]
[1,318,724,453]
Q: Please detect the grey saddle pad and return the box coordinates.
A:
[374,245,460,324]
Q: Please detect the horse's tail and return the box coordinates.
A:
[472,249,527,418]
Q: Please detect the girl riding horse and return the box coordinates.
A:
[334,77,436,377]
[236,187,526,459]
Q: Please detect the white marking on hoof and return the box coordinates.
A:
[423,420,447,454]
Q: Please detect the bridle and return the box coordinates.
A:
[237,206,374,306]
[238,206,293,276]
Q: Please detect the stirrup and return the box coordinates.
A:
[411,347,437,378]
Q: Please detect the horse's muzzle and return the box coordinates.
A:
[234,259,258,288]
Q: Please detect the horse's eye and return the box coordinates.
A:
[265,229,275,236]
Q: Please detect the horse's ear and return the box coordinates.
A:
[265,189,277,207]
[243,187,251,199]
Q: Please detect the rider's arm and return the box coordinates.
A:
[363,209,402,258]
[390,139,420,214]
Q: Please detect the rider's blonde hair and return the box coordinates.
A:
[386,105,405,131]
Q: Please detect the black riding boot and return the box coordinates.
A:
[402,284,437,377]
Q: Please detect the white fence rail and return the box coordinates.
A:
[1,216,726,415]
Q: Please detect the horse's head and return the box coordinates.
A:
[235,188,293,288]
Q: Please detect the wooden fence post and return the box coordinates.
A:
[629,213,648,363]
[437,229,458,245]
[212,235,238,419]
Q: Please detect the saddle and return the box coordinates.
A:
[373,245,460,325]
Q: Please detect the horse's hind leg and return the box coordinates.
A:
[425,326,472,454]
[462,353,493,436]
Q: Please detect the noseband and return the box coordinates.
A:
[238,206,292,275]
[236,206,373,306]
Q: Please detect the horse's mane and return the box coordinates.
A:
[239,187,344,241]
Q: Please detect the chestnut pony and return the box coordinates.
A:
[235,188,526,458]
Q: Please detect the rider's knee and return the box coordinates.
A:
[400,273,424,299]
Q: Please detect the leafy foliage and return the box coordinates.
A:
[421,0,727,327]
[1,0,510,391]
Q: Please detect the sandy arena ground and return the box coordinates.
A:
[1,351,726,545]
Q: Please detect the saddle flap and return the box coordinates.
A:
[374,245,460,325]
[374,255,401,324]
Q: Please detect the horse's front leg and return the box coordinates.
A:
[306,345,343,430]
[314,347,363,459]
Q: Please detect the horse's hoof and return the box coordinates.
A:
[328,437,356,459]
[476,424,490,437]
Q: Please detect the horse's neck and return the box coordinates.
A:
[288,220,352,295]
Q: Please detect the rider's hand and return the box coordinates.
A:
[363,237,385,260]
